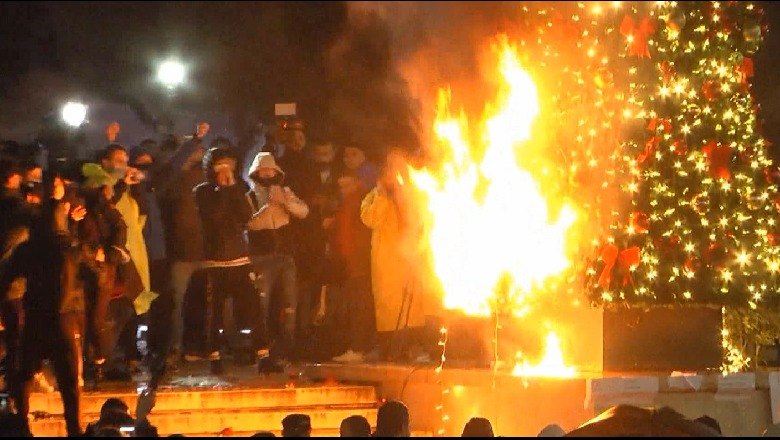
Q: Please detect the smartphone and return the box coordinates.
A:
[275,102,296,116]
[120,426,135,435]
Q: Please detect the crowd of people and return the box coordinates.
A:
[0,117,439,435]
[0,392,741,437]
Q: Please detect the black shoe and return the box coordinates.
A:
[257,356,285,374]
[210,359,224,375]
[103,367,132,382]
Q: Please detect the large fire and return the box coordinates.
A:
[409,35,578,377]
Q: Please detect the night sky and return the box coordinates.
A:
[0,1,779,158]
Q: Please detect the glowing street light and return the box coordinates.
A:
[157,60,186,89]
[61,101,87,127]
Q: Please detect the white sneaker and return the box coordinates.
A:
[332,350,365,364]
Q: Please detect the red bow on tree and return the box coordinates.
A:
[598,244,641,288]
[638,136,658,163]
[702,141,732,181]
[620,15,657,58]
[647,118,672,133]
[737,57,754,90]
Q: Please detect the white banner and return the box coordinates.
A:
[586,376,659,412]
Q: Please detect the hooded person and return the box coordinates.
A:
[245,152,308,361]
[193,144,280,374]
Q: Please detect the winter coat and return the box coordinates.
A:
[0,201,85,318]
[194,180,253,262]
[82,163,156,314]
[360,187,425,332]
[245,152,309,255]
[155,137,206,262]
[277,149,319,200]
[0,189,32,262]
[78,187,130,267]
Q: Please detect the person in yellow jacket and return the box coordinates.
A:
[360,151,426,362]
[82,144,158,316]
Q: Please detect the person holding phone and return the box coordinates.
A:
[82,142,157,381]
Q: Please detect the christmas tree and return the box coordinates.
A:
[579,1,775,309]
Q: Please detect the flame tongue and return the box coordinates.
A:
[410,35,578,377]
[411,36,576,315]
[512,331,576,378]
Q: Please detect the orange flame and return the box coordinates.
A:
[410,35,578,376]
[512,331,576,378]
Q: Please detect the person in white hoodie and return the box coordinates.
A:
[245,152,309,362]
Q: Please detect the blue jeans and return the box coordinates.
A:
[251,254,298,358]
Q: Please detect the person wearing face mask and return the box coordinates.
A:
[129,147,166,295]
[194,144,280,375]
[245,152,309,364]
[82,144,158,380]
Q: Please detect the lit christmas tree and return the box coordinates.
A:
[579,1,776,310]
[514,2,774,369]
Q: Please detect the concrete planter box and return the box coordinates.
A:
[603,306,723,372]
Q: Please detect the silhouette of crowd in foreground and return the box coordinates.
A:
[3,394,764,437]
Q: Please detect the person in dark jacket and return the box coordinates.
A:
[193,143,279,374]
[0,158,27,260]
[0,174,86,436]
[275,121,326,354]
[156,124,208,361]
[328,173,375,364]
[0,158,29,392]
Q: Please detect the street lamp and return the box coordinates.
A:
[157,60,186,89]
[61,101,87,127]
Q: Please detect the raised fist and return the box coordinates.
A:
[106,122,121,142]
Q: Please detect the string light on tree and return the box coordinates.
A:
[517,1,774,371]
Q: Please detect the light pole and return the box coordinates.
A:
[154,59,188,134]
[61,101,88,128]
[157,60,186,90]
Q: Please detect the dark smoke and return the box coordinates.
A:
[3,1,779,162]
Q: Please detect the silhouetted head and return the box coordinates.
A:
[282,414,311,437]
[340,415,371,437]
[375,401,410,437]
[462,417,494,437]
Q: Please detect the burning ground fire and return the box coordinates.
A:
[409,35,579,378]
